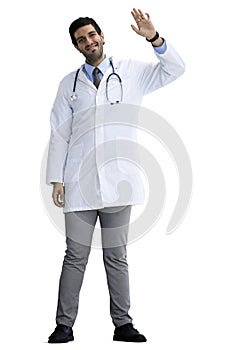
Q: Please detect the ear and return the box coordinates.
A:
[100,32,105,44]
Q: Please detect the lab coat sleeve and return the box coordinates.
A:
[134,42,185,95]
[46,80,73,185]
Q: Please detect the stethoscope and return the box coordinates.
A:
[70,58,123,104]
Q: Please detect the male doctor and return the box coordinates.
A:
[47,8,185,343]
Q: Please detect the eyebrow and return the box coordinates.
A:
[76,31,97,41]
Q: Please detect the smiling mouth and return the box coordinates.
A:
[86,43,98,52]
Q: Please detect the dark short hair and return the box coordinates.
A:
[69,17,102,45]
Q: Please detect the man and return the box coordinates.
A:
[46,8,185,343]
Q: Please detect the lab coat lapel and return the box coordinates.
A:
[77,65,96,90]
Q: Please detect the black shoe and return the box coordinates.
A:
[113,323,147,342]
[48,324,74,343]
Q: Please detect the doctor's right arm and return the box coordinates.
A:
[46,79,73,199]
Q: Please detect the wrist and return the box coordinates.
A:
[146,31,164,47]
[151,37,164,47]
[146,31,157,41]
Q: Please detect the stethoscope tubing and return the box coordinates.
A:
[71,58,123,104]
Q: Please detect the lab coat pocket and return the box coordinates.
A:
[63,145,83,183]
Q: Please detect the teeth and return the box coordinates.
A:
[87,44,97,51]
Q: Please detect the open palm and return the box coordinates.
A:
[131,8,156,38]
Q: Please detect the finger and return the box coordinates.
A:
[132,7,139,15]
[138,9,145,19]
[131,13,142,27]
[145,12,150,20]
[60,192,64,203]
[53,193,60,207]
[59,190,65,205]
[53,191,63,207]
[58,194,64,207]
[131,24,140,34]
[131,9,138,22]
[131,8,141,20]
[52,192,59,206]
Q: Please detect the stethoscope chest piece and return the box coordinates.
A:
[70,93,77,101]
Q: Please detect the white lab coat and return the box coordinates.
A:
[46,43,185,212]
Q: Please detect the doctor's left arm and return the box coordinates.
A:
[46,80,73,185]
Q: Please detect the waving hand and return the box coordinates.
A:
[131,8,157,39]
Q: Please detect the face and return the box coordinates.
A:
[74,24,105,65]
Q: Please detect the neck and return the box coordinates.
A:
[86,54,106,67]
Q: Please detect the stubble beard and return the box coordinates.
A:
[84,42,104,65]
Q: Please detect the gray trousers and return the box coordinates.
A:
[56,205,133,328]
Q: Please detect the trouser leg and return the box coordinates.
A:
[99,206,133,327]
[56,210,97,327]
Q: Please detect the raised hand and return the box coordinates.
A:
[131,8,156,40]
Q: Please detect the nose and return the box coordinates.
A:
[85,38,93,48]
[86,38,96,49]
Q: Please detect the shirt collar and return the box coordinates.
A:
[84,56,110,80]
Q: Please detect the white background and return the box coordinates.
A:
[0,0,232,349]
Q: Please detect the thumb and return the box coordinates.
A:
[59,187,65,203]
[131,24,140,34]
